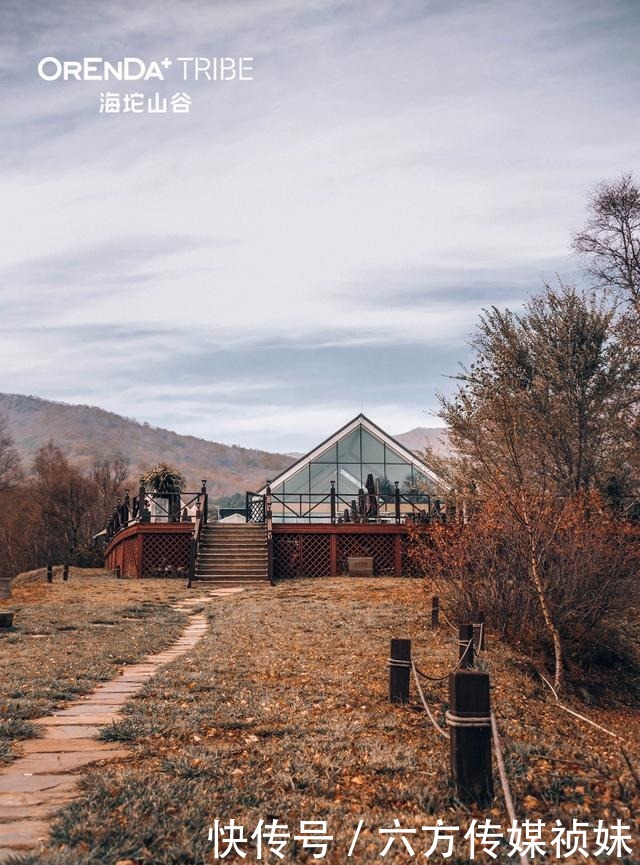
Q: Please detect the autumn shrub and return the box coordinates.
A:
[408,493,640,673]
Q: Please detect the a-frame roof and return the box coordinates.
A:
[260,413,448,493]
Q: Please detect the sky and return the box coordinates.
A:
[1,0,639,453]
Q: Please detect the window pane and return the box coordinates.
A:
[361,464,385,492]
[362,429,384,462]
[310,462,337,493]
[413,469,437,493]
[283,466,310,494]
[384,463,413,487]
[338,428,361,462]
[384,443,409,463]
[337,463,362,495]
[314,443,337,463]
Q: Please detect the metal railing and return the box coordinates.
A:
[247,481,446,525]
[105,480,209,543]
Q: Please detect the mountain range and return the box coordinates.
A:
[0,393,448,497]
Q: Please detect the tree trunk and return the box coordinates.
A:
[520,495,564,691]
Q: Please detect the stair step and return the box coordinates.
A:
[197,563,267,568]
[198,552,266,556]
[197,560,267,566]
[199,543,267,549]
[196,568,267,575]
[197,565,268,572]
[193,579,268,585]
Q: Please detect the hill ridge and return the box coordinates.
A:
[0,393,449,497]
[0,392,293,496]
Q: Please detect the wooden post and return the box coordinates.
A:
[394,535,402,576]
[447,670,493,806]
[188,537,195,588]
[431,596,440,628]
[330,534,338,577]
[389,638,411,704]
[201,480,208,523]
[62,564,69,582]
[139,481,150,523]
[46,564,53,583]
[394,482,401,524]
[458,624,474,669]
[266,483,274,585]
[473,612,486,652]
[330,480,336,524]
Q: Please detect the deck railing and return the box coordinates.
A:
[105,480,209,543]
[246,481,445,525]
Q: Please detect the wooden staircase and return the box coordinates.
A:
[193,523,269,584]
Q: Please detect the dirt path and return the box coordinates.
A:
[0,589,242,862]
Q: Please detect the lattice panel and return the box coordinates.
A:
[105,535,140,578]
[301,534,331,578]
[400,534,423,578]
[247,497,265,523]
[337,534,395,576]
[121,536,141,578]
[273,534,332,579]
[142,533,190,578]
[273,535,300,580]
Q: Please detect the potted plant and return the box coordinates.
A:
[141,463,186,522]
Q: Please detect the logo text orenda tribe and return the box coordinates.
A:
[37,57,254,82]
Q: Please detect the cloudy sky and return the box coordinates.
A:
[1,0,638,452]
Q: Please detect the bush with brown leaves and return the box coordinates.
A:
[408,493,640,673]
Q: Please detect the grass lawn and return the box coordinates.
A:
[10,577,639,865]
[0,568,189,763]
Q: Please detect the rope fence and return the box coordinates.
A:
[491,712,530,865]
[410,661,449,740]
[387,597,637,865]
[389,614,530,865]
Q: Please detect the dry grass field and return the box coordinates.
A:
[6,577,638,864]
[0,569,189,763]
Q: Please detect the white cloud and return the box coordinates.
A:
[1,0,638,449]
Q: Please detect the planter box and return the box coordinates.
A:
[348,557,374,577]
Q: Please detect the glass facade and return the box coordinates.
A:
[269,422,439,522]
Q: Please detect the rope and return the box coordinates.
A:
[457,638,473,668]
[410,661,450,740]
[475,621,484,653]
[538,674,627,743]
[445,710,491,728]
[439,610,458,633]
[413,664,450,683]
[387,657,411,669]
[491,712,530,865]
[414,639,474,682]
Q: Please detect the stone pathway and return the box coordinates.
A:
[0,588,244,862]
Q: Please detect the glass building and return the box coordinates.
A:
[262,414,446,523]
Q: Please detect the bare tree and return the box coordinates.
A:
[572,175,640,502]
[572,173,640,309]
[32,442,94,564]
[90,455,130,526]
[0,415,22,490]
